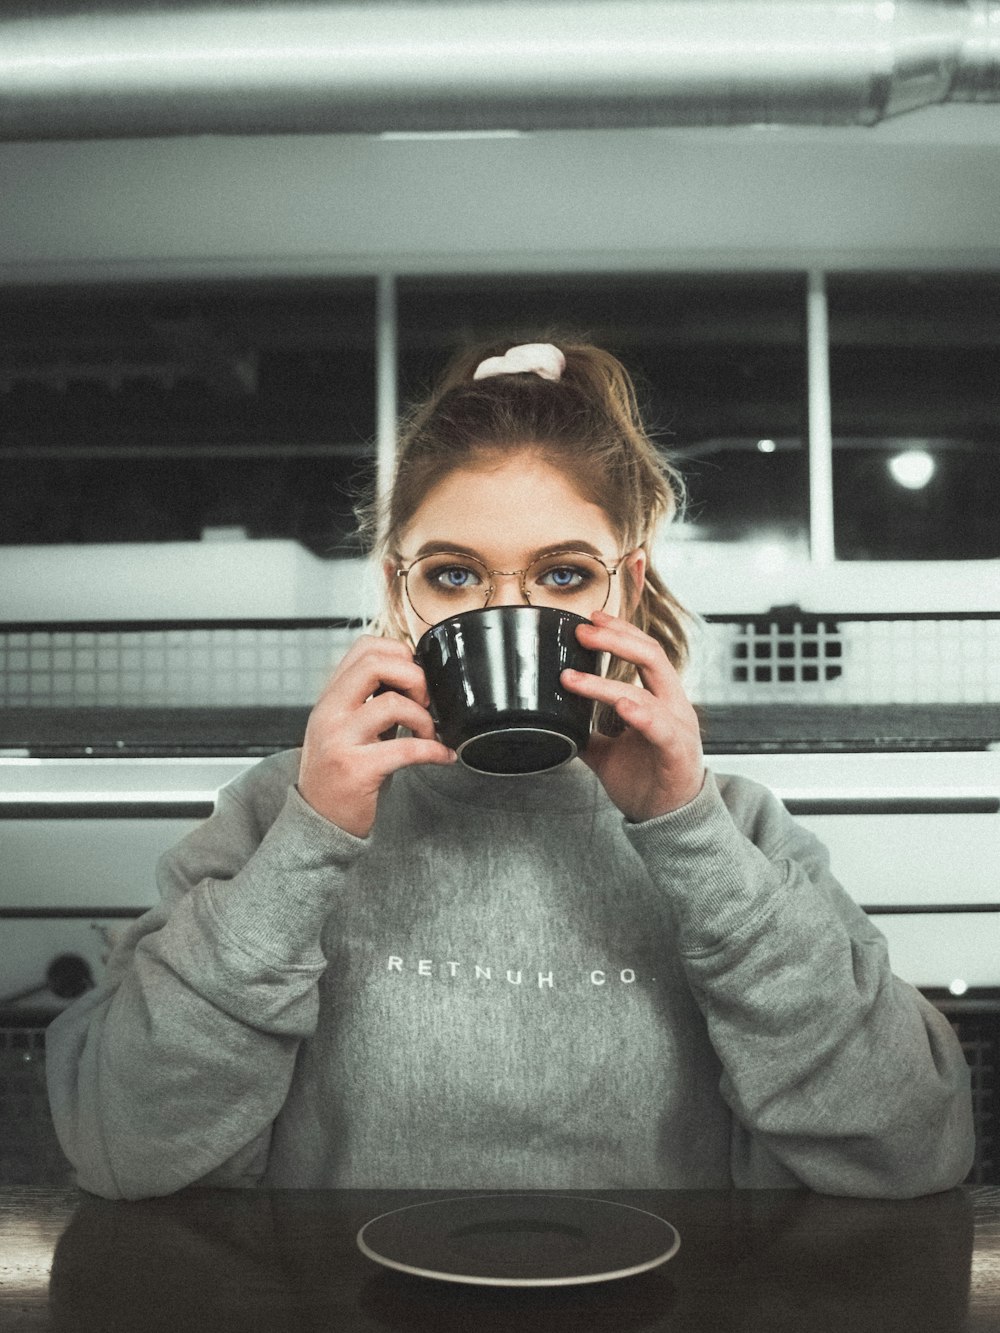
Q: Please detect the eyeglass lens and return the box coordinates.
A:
[404,551,612,625]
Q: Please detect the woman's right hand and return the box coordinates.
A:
[297,635,455,838]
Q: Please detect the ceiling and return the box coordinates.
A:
[1,1,998,141]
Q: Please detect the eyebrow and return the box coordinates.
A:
[408,539,608,563]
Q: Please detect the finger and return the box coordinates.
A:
[561,666,645,710]
[322,642,430,711]
[563,668,700,754]
[582,607,652,639]
[578,608,667,661]
[609,692,672,746]
[574,612,677,697]
[616,695,706,780]
[331,632,413,677]
[366,734,457,779]
[342,691,441,747]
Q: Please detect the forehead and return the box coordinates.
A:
[402,453,618,556]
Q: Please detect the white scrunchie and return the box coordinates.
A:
[473,342,566,383]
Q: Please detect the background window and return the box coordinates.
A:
[397,273,809,550]
[828,272,1000,561]
[0,280,377,555]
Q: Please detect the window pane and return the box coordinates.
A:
[398,273,808,549]
[0,280,377,554]
[828,273,1000,560]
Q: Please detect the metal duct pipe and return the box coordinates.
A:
[0,0,998,142]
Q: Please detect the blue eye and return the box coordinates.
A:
[539,565,587,589]
[433,565,481,590]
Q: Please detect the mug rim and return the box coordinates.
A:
[414,603,593,656]
[456,726,579,777]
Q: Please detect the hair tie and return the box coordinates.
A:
[473,343,566,383]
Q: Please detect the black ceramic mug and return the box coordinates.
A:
[414,605,599,775]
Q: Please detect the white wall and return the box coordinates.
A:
[2,539,997,623]
[2,110,1000,282]
[0,542,376,622]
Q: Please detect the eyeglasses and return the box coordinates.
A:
[397,549,625,627]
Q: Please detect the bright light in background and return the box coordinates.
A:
[888,449,936,490]
[756,438,777,454]
[949,979,969,997]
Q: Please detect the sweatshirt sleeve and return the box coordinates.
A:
[625,768,975,1198]
[45,753,367,1200]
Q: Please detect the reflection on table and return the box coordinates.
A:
[1,1185,997,1332]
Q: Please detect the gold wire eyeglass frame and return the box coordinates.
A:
[396,549,626,627]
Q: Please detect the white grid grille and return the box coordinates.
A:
[0,624,361,709]
[1,617,998,711]
[688,617,1000,706]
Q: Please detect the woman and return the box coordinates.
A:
[46,340,974,1200]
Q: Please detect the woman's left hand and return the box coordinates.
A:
[561,608,705,822]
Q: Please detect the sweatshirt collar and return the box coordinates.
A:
[408,754,614,814]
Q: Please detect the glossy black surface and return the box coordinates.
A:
[414,606,598,775]
[2,1185,996,1333]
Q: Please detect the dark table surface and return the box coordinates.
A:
[4,702,998,758]
[2,1185,999,1333]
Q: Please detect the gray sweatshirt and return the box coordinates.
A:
[46,750,974,1200]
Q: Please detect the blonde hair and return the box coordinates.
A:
[360,337,691,729]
